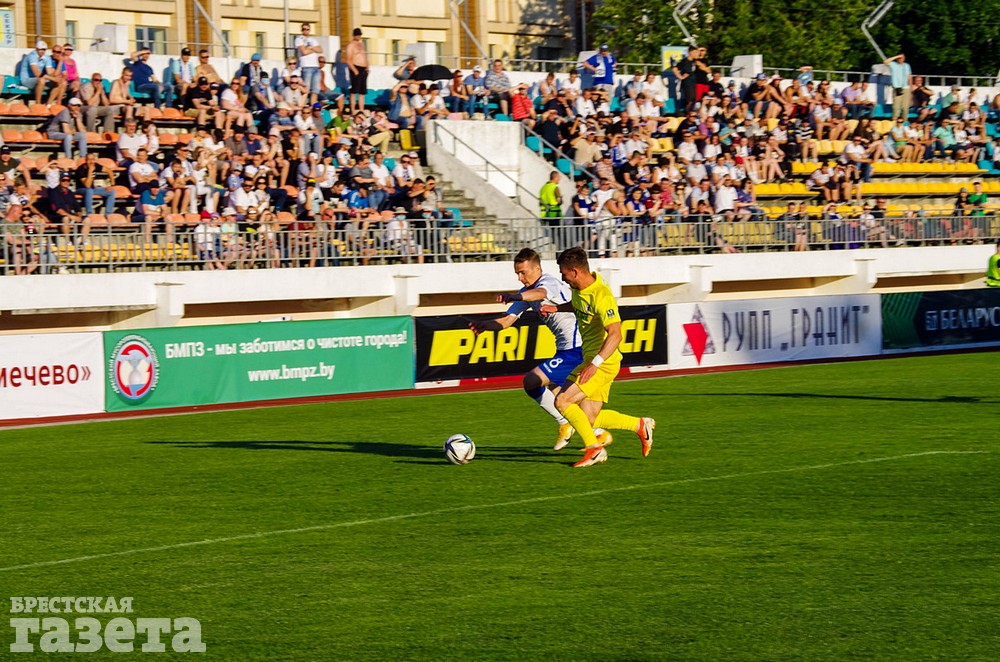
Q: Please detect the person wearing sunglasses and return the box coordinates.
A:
[22,40,66,106]
[170,47,197,100]
[447,70,469,117]
[293,23,323,105]
[279,59,301,93]
[195,49,223,86]
[220,78,255,133]
[60,44,81,97]
[80,72,122,132]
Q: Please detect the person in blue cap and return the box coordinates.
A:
[237,53,265,96]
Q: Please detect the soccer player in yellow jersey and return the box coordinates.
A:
[543,247,655,468]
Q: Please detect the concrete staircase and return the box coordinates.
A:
[424,164,499,224]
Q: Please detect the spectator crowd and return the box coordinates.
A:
[3,36,1000,273]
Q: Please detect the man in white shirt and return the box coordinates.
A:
[685,154,708,186]
[392,152,417,190]
[625,93,659,119]
[127,148,159,193]
[574,88,597,118]
[640,73,666,104]
[295,103,325,156]
[294,22,323,105]
[713,176,738,216]
[116,118,148,165]
[812,101,833,141]
[228,178,257,216]
[559,71,582,101]
[370,152,394,210]
[807,161,837,202]
[676,132,700,164]
[857,81,877,117]
[840,135,873,182]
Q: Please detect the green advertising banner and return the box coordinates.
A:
[104,317,413,411]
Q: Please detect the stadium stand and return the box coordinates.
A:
[1,42,998,275]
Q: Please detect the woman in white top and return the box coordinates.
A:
[190,147,219,213]
[593,189,624,258]
[317,153,339,193]
[142,121,160,158]
[702,134,723,162]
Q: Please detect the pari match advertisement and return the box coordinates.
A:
[415,305,668,382]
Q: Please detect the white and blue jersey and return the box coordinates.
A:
[506,273,583,383]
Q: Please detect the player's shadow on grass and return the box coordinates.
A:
[654,393,988,404]
[146,440,565,464]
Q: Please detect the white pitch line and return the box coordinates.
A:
[0,450,988,573]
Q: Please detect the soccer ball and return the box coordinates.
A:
[444,434,476,465]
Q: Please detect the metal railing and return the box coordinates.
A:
[521,124,598,184]
[3,214,995,274]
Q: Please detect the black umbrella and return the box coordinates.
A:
[410,64,454,82]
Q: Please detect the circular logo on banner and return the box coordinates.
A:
[109,335,159,403]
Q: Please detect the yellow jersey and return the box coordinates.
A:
[572,272,623,364]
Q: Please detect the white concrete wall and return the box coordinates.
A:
[0,246,992,332]
[427,120,522,197]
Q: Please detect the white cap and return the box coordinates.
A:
[68,98,82,105]
[473,65,482,72]
[36,40,48,50]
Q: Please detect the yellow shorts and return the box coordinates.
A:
[568,360,620,403]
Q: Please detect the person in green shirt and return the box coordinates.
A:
[538,170,564,247]
[968,181,988,216]
[986,241,1000,287]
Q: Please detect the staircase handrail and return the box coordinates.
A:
[430,121,539,216]
[521,124,599,185]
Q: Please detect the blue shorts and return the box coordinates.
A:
[537,347,584,385]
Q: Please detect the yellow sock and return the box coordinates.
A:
[594,409,641,434]
[563,403,598,447]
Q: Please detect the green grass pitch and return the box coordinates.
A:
[1,353,998,660]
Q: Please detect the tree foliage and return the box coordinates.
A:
[589,0,1000,76]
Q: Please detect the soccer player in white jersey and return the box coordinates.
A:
[470,248,584,449]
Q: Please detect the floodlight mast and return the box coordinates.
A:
[673,0,701,47]
[862,0,895,62]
